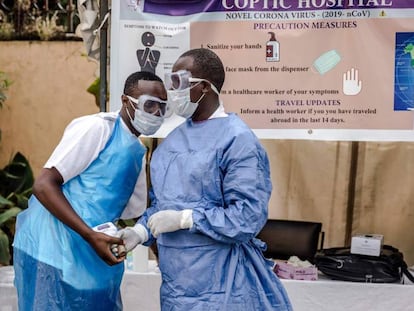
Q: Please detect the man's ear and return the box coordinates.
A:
[121,94,129,106]
[201,81,210,93]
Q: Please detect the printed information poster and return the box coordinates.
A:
[109,0,414,141]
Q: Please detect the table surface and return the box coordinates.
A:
[1,262,414,311]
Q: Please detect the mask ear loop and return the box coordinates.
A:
[121,95,134,119]
[195,92,206,105]
[189,78,220,95]
[203,80,220,96]
[125,98,136,121]
[208,82,220,96]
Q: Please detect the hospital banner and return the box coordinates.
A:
[109,1,414,141]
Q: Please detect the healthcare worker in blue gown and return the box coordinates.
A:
[13,71,169,311]
[117,49,293,310]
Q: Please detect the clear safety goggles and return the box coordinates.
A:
[164,70,220,95]
[126,94,171,117]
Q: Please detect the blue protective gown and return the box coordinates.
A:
[13,116,146,311]
[139,113,293,311]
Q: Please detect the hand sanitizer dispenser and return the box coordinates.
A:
[266,32,280,62]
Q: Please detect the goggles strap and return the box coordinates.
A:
[189,78,220,95]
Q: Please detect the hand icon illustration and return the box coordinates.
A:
[343,68,362,96]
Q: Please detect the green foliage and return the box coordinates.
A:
[0,152,33,265]
[0,1,80,41]
[87,77,101,108]
[0,70,32,265]
[0,71,12,109]
[117,218,137,228]
[0,11,14,40]
[34,12,65,41]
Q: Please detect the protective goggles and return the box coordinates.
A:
[126,94,171,117]
[164,70,220,95]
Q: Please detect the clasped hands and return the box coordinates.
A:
[111,209,193,255]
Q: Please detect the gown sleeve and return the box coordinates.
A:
[190,131,272,244]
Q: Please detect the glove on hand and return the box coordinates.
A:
[148,209,193,238]
[116,224,148,252]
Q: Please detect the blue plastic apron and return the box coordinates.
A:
[13,116,146,310]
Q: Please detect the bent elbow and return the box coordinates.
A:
[32,176,48,198]
[32,168,63,198]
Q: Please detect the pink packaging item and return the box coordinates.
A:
[274,260,318,281]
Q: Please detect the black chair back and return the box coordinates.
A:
[257,219,324,263]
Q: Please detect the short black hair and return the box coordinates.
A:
[123,71,163,96]
[179,48,225,92]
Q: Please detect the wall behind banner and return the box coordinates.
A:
[0,42,99,173]
[0,41,413,266]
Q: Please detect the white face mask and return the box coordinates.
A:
[126,99,164,135]
[167,78,220,119]
[167,87,206,119]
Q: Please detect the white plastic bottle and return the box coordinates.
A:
[266,32,280,62]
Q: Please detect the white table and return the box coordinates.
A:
[121,261,161,310]
[0,265,17,311]
[281,277,414,311]
[1,263,414,311]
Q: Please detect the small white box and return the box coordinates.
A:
[351,234,383,256]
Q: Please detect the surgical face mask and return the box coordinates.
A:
[165,70,220,118]
[168,88,205,119]
[313,49,341,75]
[125,96,164,135]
